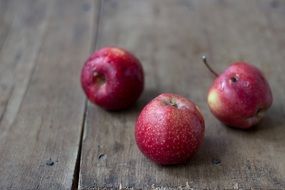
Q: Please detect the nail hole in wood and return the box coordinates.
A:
[211,158,221,165]
[98,153,107,160]
[46,158,55,166]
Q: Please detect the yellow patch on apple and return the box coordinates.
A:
[111,48,125,56]
[208,89,222,112]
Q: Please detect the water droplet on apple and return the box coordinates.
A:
[219,81,226,91]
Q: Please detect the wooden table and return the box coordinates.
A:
[1,0,285,189]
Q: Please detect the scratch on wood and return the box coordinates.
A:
[0,86,14,125]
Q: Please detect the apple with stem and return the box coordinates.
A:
[203,56,273,129]
[135,93,205,165]
[81,47,144,110]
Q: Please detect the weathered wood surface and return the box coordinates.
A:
[0,0,96,189]
[1,0,285,189]
[79,0,285,189]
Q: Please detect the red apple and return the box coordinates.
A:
[135,93,205,165]
[81,47,144,110]
[204,57,273,129]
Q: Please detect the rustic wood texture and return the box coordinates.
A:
[0,0,96,189]
[1,0,285,189]
[79,0,285,189]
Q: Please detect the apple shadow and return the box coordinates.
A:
[99,88,161,115]
[157,135,229,180]
[100,88,162,124]
[130,88,162,113]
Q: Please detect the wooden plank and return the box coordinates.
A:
[79,0,285,189]
[0,0,50,134]
[0,0,10,51]
[0,0,96,189]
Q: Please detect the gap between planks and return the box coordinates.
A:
[72,0,103,189]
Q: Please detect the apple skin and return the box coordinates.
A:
[135,93,205,165]
[81,47,144,110]
[208,62,273,129]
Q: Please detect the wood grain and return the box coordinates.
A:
[0,0,50,135]
[79,0,285,189]
[0,0,96,189]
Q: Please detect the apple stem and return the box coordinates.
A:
[202,55,218,77]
